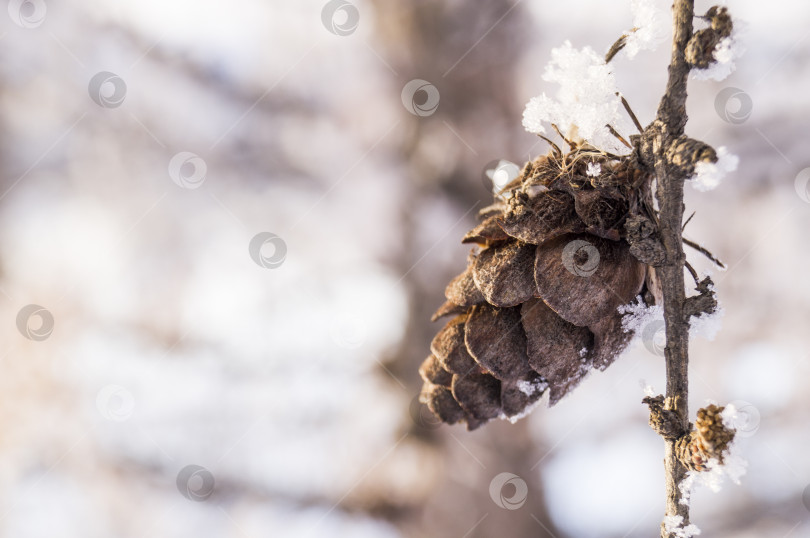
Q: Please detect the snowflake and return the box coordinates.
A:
[663,515,701,538]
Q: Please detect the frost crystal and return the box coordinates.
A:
[623,0,670,58]
[501,398,544,424]
[720,403,749,432]
[586,162,601,177]
[517,378,546,396]
[690,147,738,192]
[618,299,662,335]
[522,41,632,154]
[663,515,702,538]
[692,18,747,82]
[679,439,747,507]
[688,307,723,340]
[619,291,721,351]
[640,380,656,397]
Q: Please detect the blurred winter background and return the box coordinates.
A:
[0,0,808,536]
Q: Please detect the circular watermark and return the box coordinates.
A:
[726,400,760,438]
[401,79,440,117]
[176,465,215,502]
[249,232,287,269]
[489,472,528,510]
[96,384,135,421]
[642,320,666,356]
[482,159,520,195]
[794,168,810,204]
[561,239,600,277]
[8,0,46,28]
[321,0,359,36]
[329,314,366,349]
[168,152,207,189]
[714,87,752,125]
[16,304,54,341]
[88,71,127,108]
[409,395,442,430]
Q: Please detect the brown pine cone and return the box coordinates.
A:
[419,149,659,430]
[685,6,734,70]
[675,404,736,471]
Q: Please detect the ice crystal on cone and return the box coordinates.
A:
[522,41,631,153]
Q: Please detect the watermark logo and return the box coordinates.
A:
[8,0,46,28]
[726,400,760,438]
[176,465,215,501]
[409,395,442,430]
[482,159,520,195]
[714,87,752,124]
[561,240,600,277]
[321,0,359,36]
[401,79,440,117]
[330,314,366,349]
[794,168,810,204]
[88,72,127,108]
[249,232,287,269]
[96,385,135,421]
[169,152,207,189]
[489,472,528,510]
[642,320,666,356]
[16,304,54,341]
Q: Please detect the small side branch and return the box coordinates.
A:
[606,124,633,149]
[620,94,645,134]
[683,237,726,269]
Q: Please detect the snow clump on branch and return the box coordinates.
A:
[623,0,670,58]
[690,146,739,191]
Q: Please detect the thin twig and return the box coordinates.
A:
[606,124,633,149]
[684,260,699,285]
[551,123,577,150]
[536,134,563,158]
[683,237,726,269]
[682,211,696,231]
[620,94,645,134]
[605,34,628,63]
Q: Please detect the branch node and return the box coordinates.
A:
[643,394,688,440]
[665,135,717,179]
[675,404,736,471]
[685,7,733,69]
[626,215,667,266]
[683,276,718,320]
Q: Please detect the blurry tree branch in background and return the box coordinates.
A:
[371,2,561,536]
